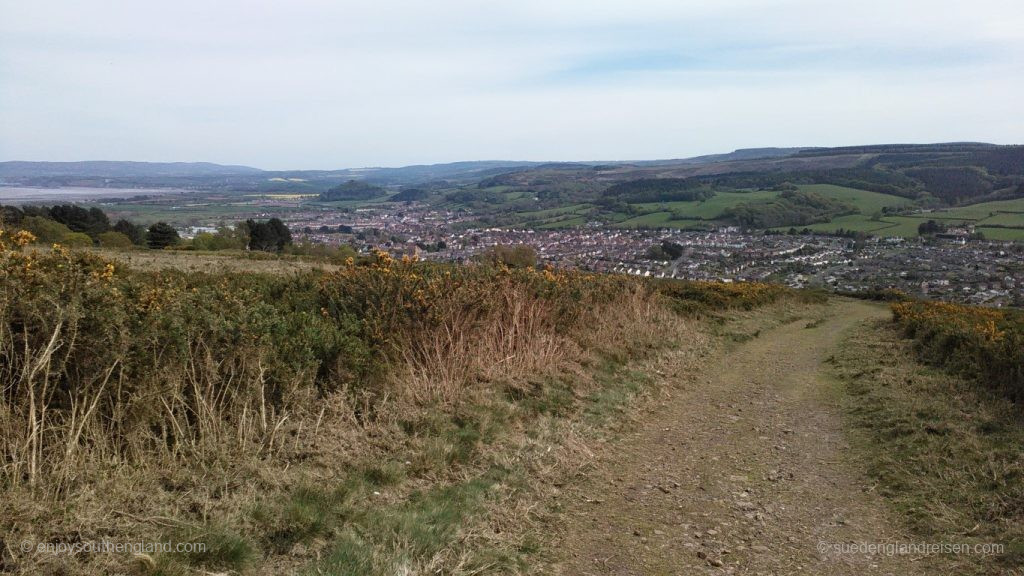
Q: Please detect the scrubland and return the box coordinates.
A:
[5,228,1019,575]
[0,232,795,575]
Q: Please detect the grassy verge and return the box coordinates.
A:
[830,318,1024,575]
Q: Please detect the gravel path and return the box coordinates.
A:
[555,300,926,575]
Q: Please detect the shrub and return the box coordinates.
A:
[19,215,73,243]
[96,230,134,248]
[113,218,147,245]
[60,231,94,247]
[284,241,357,264]
[147,222,180,249]
[475,244,537,268]
[891,300,1024,401]
[651,279,790,311]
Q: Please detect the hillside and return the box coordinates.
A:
[319,179,387,201]
[1,240,1020,575]
[431,143,1024,234]
[4,143,1024,239]
[7,144,1021,203]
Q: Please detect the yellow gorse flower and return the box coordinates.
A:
[13,230,36,247]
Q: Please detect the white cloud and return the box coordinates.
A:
[0,0,1021,168]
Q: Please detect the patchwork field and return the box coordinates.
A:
[796,184,912,214]
[622,185,913,230]
[769,192,1024,240]
[78,180,1024,241]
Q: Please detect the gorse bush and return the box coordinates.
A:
[1,240,365,491]
[651,278,792,311]
[891,300,1024,401]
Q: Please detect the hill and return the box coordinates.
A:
[0,160,545,191]
[448,143,1024,234]
[319,179,387,201]
[726,189,857,228]
[6,144,1024,238]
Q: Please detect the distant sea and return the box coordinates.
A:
[0,186,186,203]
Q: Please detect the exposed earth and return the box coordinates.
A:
[553,300,929,575]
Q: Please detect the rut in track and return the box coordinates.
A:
[555,300,925,575]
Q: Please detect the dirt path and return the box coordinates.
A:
[555,300,926,575]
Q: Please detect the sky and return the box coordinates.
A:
[1,0,1022,170]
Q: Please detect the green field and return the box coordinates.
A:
[975,227,1024,241]
[796,184,912,213]
[922,198,1024,221]
[537,215,588,228]
[793,214,897,234]
[516,204,595,228]
[311,195,392,207]
[875,198,1024,240]
[516,203,593,219]
[632,190,778,220]
[617,211,674,227]
[621,185,915,230]
[978,212,1024,226]
[97,201,297,226]
[500,183,1024,238]
[760,190,1024,241]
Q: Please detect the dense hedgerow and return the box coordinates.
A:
[891,300,1024,401]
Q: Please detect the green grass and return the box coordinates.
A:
[776,213,897,234]
[760,185,913,235]
[311,196,391,208]
[977,212,1024,226]
[872,216,932,237]
[583,363,652,426]
[537,215,587,228]
[622,186,909,229]
[515,203,593,219]
[689,190,778,218]
[796,184,911,214]
[156,523,257,574]
[926,198,1024,221]
[617,211,674,227]
[866,199,1024,240]
[306,474,507,576]
[977,227,1024,241]
[98,201,296,226]
[502,190,533,201]
[628,190,777,222]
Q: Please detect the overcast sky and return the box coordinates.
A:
[1,0,1022,169]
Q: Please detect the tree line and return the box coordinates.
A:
[0,204,294,252]
[726,190,856,228]
[601,178,715,204]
